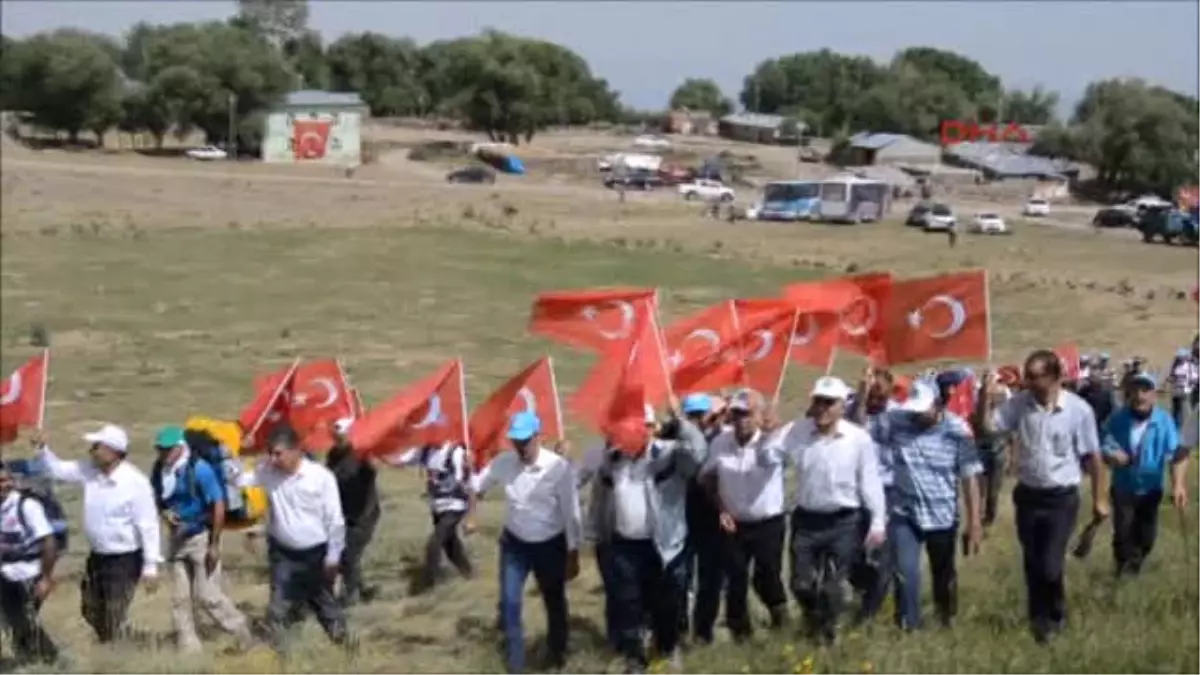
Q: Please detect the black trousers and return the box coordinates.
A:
[789,508,860,636]
[421,510,473,589]
[81,550,142,643]
[608,536,685,666]
[723,513,787,638]
[685,493,725,643]
[266,540,348,652]
[890,517,958,630]
[1013,484,1079,634]
[979,445,1007,527]
[0,575,58,664]
[1171,395,1189,429]
[341,516,378,603]
[850,488,895,622]
[1111,488,1163,575]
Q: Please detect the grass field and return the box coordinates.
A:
[0,147,1197,673]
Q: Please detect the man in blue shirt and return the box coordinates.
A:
[877,377,983,631]
[151,426,252,653]
[1102,373,1190,576]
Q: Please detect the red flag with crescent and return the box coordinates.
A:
[468,357,562,467]
[349,360,467,459]
[0,351,49,444]
[293,120,332,160]
[882,270,990,366]
[288,359,356,451]
[529,287,657,353]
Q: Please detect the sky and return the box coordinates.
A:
[3,0,1197,116]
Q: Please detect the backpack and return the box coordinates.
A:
[19,489,69,554]
[151,429,252,527]
[421,444,468,502]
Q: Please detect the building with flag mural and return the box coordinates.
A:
[261,90,369,165]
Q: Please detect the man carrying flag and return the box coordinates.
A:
[326,418,380,606]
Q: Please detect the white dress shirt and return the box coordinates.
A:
[762,417,887,534]
[242,459,346,566]
[0,491,53,582]
[38,446,161,576]
[473,447,582,550]
[701,429,786,522]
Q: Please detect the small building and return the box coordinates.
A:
[847,132,942,166]
[262,90,369,165]
[943,141,1079,180]
[718,112,804,145]
[665,109,716,135]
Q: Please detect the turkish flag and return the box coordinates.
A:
[662,301,747,394]
[945,374,978,421]
[293,119,332,160]
[1054,343,1081,381]
[831,273,893,362]
[529,287,657,353]
[238,359,300,452]
[289,359,355,452]
[733,299,799,400]
[349,359,467,459]
[781,277,876,366]
[882,270,990,366]
[468,357,563,467]
[0,351,49,444]
[350,387,366,418]
[570,300,671,448]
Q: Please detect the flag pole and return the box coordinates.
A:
[982,268,993,363]
[649,289,676,403]
[457,358,470,456]
[36,349,49,429]
[335,358,359,416]
[773,310,801,406]
[547,356,565,438]
[245,357,300,442]
[730,300,750,389]
[824,345,840,376]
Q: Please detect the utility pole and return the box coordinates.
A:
[227,92,238,159]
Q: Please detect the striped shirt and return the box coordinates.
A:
[876,410,983,531]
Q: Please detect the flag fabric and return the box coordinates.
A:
[349,359,467,459]
[570,300,668,452]
[662,301,746,394]
[238,359,300,452]
[881,270,990,366]
[288,359,356,451]
[830,272,893,361]
[468,357,563,467]
[945,373,978,420]
[733,299,799,401]
[529,287,657,352]
[1054,343,1082,381]
[780,278,866,366]
[0,351,49,444]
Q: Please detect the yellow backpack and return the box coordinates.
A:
[183,416,268,530]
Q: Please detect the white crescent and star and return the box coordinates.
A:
[292,377,339,409]
[581,300,636,340]
[670,327,722,368]
[748,330,775,361]
[412,395,444,429]
[907,294,968,339]
[0,371,22,406]
[791,314,818,347]
[297,131,326,158]
[517,387,537,414]
[840,297,878,337]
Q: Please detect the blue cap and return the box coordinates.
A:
[681,393,712,415]
[1130,372,1158,388]
[935,369,969,389]
[506,411,541,441]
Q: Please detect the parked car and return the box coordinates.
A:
[633,134,672,150]
[1023,198,1051,217]
[679,179,735,202]
[446,166,496,184]
[905,202,932,227]
[604,169,663,190]
[922,203,956,231]
[1092,207,1137,228]
[185,145,227,161]
[1137,206,1199,245]
[971,212,1008,234]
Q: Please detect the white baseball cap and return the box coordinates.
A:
[810,376,852,401]
[899,380,941,413]
[333,417,355,435]
[83,424,130,454]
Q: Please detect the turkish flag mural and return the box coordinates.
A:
[293,119,332,160]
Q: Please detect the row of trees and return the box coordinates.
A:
[0,0,1194,194]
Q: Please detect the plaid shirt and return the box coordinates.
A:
[877,410,983,531]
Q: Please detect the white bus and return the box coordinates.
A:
[816,175,891,223]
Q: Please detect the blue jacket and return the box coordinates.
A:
[1103,406,1181,496]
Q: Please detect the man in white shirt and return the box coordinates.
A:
[0,461,62,665]
[389,440,476,591]
[473,411,581,673]
[760,377,886,643]
[34,424,161,644]
[243,425,351,654]
[699,389,788,641]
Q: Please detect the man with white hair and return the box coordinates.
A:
[326,417,380,606]
[760,376,886,643]
[33,425,162,643]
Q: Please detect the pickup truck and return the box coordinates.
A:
[1137,206,1199,245]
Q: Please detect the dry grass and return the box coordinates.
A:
[0,147,1196,673]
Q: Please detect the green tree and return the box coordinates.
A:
[327,32,428,116]
[1001,86,1059,125]
[739,50,884,135]
[10,29,123,142]
[283,30,329,90]
[849,62,973,139]
[236,0,309,47]
[668,78,732,117]
[893,46,1001,113]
